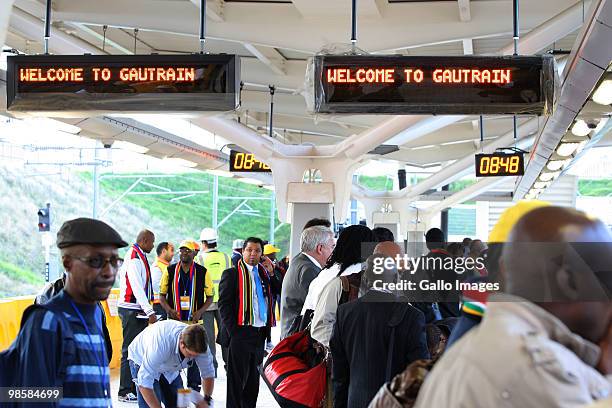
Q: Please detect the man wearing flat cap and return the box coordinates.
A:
[2,217,127,407]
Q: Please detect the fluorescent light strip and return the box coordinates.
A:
[593,79,612,106]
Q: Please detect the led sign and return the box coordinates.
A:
[6,54,240,114]
[229,150,271,173]
[313,55,554,115]
[475,153,524,177]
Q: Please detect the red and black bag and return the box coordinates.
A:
[260,330,327,408]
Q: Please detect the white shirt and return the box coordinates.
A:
[301,262,362,314]
[118,246,154,316]
[246,263,266,327]
[302,253,322,270]
[128,320,215,389]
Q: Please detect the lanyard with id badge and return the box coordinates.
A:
[173,262,196,321]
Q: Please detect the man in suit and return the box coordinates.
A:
[217,237,282,408]
[280,225,335,338]
[330,250,430,408]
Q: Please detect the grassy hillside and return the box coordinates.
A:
[0,164,289,297]
[79,172,291,256]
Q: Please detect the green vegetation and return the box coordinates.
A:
[0,260,43,285]
[80,172,291,256]
[357,175,394,191]
[578,179,612,197]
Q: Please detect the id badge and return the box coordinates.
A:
[180,296,190,311]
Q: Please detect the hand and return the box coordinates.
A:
[596,322,612,375]
[148,314,158,324]
[196,401,210,408]
[192,310,203,323]
[167,309,180,320]
[261,256,274,275]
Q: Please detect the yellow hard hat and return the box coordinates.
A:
[179,240,197,251]
[263,244,281,255]
[488,200,550,243]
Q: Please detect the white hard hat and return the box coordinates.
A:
[200,228,218,243]
[232,239,244,249]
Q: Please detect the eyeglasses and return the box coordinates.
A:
[71,255,124,270]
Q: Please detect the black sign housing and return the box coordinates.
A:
[7,54,240,113]
[313,55,554,115]
[229,150,271,173]
[475,153,525,177]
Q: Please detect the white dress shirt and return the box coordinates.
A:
[128,320,215,389]
[302,253,322,270]
[245,263,266,327]
[118,246,155,316]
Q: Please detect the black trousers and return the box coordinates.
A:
[118,308,148,396]
[203,309,226,375]
[226,330,266,408]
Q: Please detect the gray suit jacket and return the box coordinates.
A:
[280,252,321,338]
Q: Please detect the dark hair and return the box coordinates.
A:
[203,241,218,249]
[326,224,374,275]
[156,242,169,256]
[182,324,208,354]
[243,237,264,251]
[446,242,463,258]
[372,227,395,243]
[425,228,445,250]
[303,218,332,230]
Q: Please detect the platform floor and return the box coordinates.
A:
[110,327,281,407]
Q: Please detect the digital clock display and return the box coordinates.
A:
[229,150,271,173]
[475,153,524,177]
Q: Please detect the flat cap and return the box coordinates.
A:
[57,218,128,249]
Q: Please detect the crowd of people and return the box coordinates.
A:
[1,201,611,408]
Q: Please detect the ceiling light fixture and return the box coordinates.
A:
[556,142,582,157]
[592,79,612,106]
[546,159,569,171]
[571,120,591,137]
[533,181,551,189]
[539,171,560,182]
[529,188,543,196]
[411,144,436,150]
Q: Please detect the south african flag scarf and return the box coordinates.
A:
[236,258,276,327]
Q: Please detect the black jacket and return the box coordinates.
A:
[217,263,281,352]
[35,275,113,363]
[329,290,429,408]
